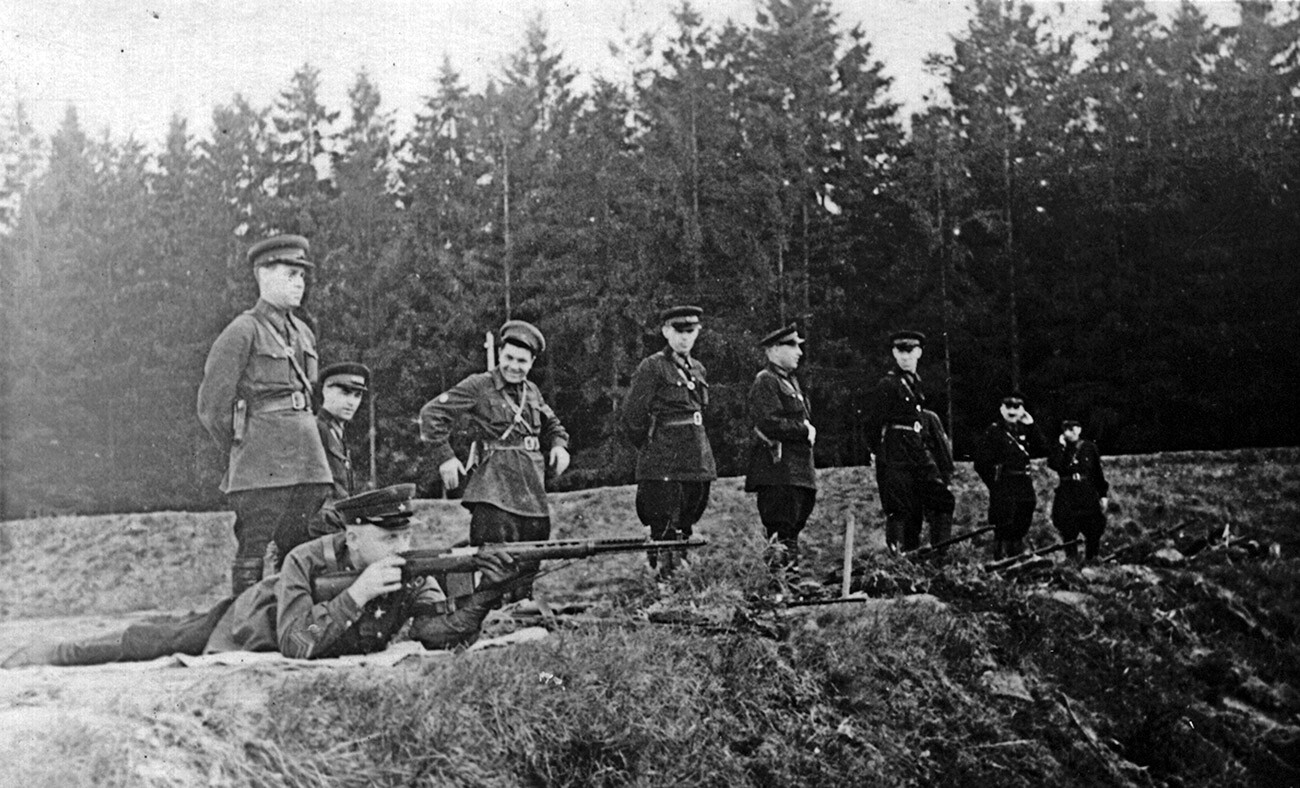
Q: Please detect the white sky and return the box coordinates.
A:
[1,0,1243,147]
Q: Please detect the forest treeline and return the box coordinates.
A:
[1,0,1298,517]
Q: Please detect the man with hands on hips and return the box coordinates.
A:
[419,320,569,604]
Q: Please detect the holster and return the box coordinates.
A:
[231,399,248,445]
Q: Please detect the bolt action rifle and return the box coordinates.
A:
[984,538,1081,573]
[311,537,709,602]
[905,525,995,559]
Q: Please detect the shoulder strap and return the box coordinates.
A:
[250,311,315,396]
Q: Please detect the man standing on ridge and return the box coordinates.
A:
[619,305,717,579]
[1047,419,1110,562]
[745,324,818,573]
[974,392,1049,559]
[863,330,956,552]
[197,234,332,596]
[419,320,570,606]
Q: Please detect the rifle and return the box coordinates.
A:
[312,537,708,601]
[905,525,995,558]
[984,538,1081,573]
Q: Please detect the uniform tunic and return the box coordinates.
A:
[744,364,817,491]
[419,369,568,518]
[864,367,954,550]
[1047,438,1109,555]
[974,420,1048,543]
[196,299,332,493]
[745,363,817,564]
[620,348,717,482]
[15,533,497,667]
[317,410,355,501]
[207,532,491,658]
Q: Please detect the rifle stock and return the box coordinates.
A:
[312,537,708,601]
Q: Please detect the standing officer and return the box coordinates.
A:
[307,362,371,539]
[197,234,332,595]
[864,330,955,552]
[1047,420,1110,562]
[619,306,717,578]
[745,324,817,572]
[973,393,1048,558]
[419,320,569,604]
[919,407,955,549]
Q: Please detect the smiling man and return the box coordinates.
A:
[197,234,332,595]
[419,320,569,604]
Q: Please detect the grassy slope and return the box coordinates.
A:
[1,449,1298,786]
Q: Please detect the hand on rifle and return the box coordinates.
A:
[348,554,406,607]
[549,446,571,476]
[805,420,817,446]
[439,457,466,491]
[474,548,518,588]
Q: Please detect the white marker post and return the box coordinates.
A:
[841,514,856,598]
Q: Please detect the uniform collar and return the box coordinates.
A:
[891,365,920,384]
[490,367,524,391]
[765,361,794,379]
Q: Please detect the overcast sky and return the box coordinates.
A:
[2,0,1241,147]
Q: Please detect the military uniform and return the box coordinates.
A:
[864,331,955,551]
[419,321,567,600]
[308,362,371,539]
[1,486,504,668]
[620,307,717,573]
[745,325,817,569]
[919,408,955,548]
[196,235,331,595]
[1047,431,1109,561]
[974,411,1048,558]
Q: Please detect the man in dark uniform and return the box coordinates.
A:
[2,485,518,668]
[307,362,371,539]
[973,393,1049,559]
[419,320,569,604]
[197,234,332,595]
[864,330,955,552]
[1047,420,1110,562]
[919,407,955,550]
[745,324,817,572]
[620,305,717,578]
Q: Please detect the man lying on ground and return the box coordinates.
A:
[3,484,517,667]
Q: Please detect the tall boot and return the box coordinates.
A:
[992,539,1006,560]
[231,557,264,597]
[1063,541,1080,563]
[929,512,953,551]
[885,516,904,552]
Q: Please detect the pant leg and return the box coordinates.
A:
[228,488,295,595]
[270,483,332,570]
[878,465,920,550]
[636,480,696,575]
[469,503,551,601]
[756,486,814,569]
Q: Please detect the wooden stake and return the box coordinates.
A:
[842,514,856,598]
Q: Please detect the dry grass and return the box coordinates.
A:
[1,448,1298,786]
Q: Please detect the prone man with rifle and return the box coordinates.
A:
[3,485,705,668]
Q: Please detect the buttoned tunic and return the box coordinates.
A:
[745,363,817,490]
[620,348,717,481]
[205,532,489,658]
[419,369,568,518]
[197,299,331,493]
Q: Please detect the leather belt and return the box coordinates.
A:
[660,412,703,428]
[251,391,309,414]
[483,436,542,452]
[887,422,922,433]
